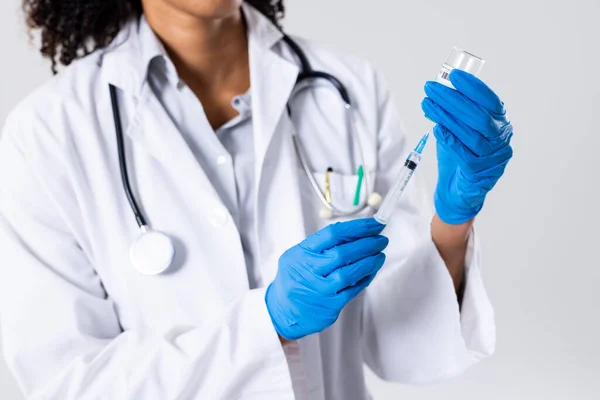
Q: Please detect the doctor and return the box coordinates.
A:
[0,0,513,399]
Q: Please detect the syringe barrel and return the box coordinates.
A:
[373,152,422,225]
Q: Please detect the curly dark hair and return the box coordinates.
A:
[23,0,285,74]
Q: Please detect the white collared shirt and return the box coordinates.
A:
[138,17,309,397]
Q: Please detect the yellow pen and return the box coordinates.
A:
[325,167,333,204]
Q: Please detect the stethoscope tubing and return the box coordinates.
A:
[109,83,148,229]
[288,82,372,216]
[110,34,374,228]
[108,34,379,273]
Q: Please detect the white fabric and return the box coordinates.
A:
[142,23,261,287]
[0,3,496,400]
[283,341,309,400]
[141,19,305,395]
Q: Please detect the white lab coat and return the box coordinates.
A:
[0,4,495,400]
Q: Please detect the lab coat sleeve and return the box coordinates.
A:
[0,120,294,399]
[360,69,496,384]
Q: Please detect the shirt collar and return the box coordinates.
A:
[138,15,181,88]
[100,2,285,95]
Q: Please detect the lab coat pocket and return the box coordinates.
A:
[310,171,377,218]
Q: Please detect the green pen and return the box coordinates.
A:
[353,165,364,206]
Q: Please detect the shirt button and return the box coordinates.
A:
[209,206,229,227]
[216,155,228,165]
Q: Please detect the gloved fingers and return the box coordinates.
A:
[458,155,511,189]
[434,125,480,169]
[324,253,386,295]
[449,70,506,116]
[317,235,389,277]
[335,271,378,305]
[298,218,384,254]
[422,97,494,157]
[456,172,497,195]
[292,290,338,313]
[283,254,335,293]
[279,246,334,277]
[434,188,483,224]
[456,143,513,176]
[424,81,500,140]
[493,119,514,146]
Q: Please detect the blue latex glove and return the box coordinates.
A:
[421,69,514,224]
[266,218,388,340]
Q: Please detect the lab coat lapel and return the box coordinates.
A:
[255,114,308,284]
[248,33,299,171]
[245,13,306,284]
[125,84,222,211]
[100,18,223,211]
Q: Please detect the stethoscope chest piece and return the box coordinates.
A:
[129,228,175,275]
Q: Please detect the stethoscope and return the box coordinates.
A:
[109,34,381,275]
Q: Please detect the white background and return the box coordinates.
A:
[1,0,599,398]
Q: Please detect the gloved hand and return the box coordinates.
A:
[266,218,388,340]
[421,69,514,224]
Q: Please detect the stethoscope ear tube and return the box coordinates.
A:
[297,71,352,106]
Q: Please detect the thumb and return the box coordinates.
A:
[299,218,384,254]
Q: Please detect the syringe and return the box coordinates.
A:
[372,46,485,225]
[373,132,429,225]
